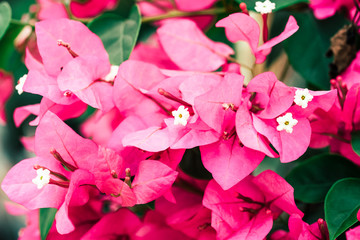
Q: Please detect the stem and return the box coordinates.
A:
[10,19,34,28]
[141,7,226,23]
[226,55,252,70]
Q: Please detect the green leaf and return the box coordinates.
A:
[283,11,349,90]
[39,208,57,240]
[88,5,141,65]
[286,154,360,203]
[235,0,309,12]
[351,131,360,156]
[179,147,212,180]
[325,178,360,240]
[0,2,11,40]
[0,23,24,72]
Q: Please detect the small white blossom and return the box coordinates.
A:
[32,168,51,189]
[276,113,298,133]
[172,105,190,126]
[103,65,119,82]
[255,0,276,14]
[15,74,27,95]
[294,88,314,108]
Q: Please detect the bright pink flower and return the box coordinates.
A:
[216,13,299,63]
[310,83,360,165]
[174,0,217,11]
[138,0,214,29]
[70,0,117,18]
[236,72,336,162]
[37,0,68,20]
[341,51,360,89]
[271,214,329,240]
[157,19,234,71]
[81,108,123,146]
[81,208,142,240]
[135,211,193,240]
[130,35,180,70]
[4,202,40,240]
[203,170,303,240]
[23,18,114,111]
[14,97,87,127]
[132,160,178,204]
[310,0,354,19]
[155,186,216,239]
[200,136,265,190]
[347,225,360,240]
[0,70,13,125]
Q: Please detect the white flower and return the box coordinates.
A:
[32,168,51,189]
[276,113,298,133]
[294,88,314,108]
[172,105,190,126]
[103,65,119,82]
[255,0,276,14]
[15,74,27,95]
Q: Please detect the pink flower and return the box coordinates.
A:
[216,13,299,63]
[23,18,114,112]
[203,170,303,240]
[0,70,13,125]
[157,19,234,71]
[271,214,329,240]
[236,72,336,162]
[310,0,355,19]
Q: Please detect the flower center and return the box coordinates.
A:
[276,112,298,133]
[172,105,190,126]
[294,88,313,108]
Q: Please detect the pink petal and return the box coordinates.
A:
[23,69,79,105]
[179,73,222,106]
[35,18,108,76]
[73,80,114,112]
[201,137,264,190]
[0,71,14,125]
[114,60,166,113]
[342,84,360,132]
[37,0,68,20]
[291,89,337,118]
[97,178,136,207]
[108,116,151,176]
[253,170,304,217]
[247,72,295,119]
[195,73,243,133]
[70,0,117,18]
[157,19,234,71]
[235,102,278,157]
[346,226,360,240]
[255,16,299,63]
[203,179,252,230]
[130,36,180,70]
[174,0,216,11]
[122,126,171,152]
[13,104,40,127]
[81,108,123,144]
[55,169,94,234]
[81,208,142,239]
[35,111,99,170]
[216,13,260,53]
[252,115,311,163]
[132,160,178,204]
[229,209,273,240]
[57,56,110,92]
[1,157,67,210]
